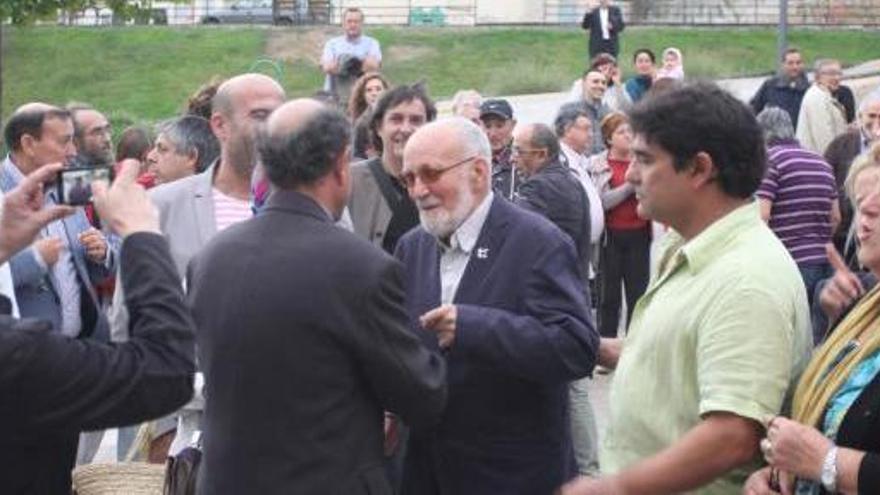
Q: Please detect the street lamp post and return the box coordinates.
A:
[778,0,789,63]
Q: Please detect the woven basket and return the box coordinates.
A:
[71,462,165,495]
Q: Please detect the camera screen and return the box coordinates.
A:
[58,167,112,205]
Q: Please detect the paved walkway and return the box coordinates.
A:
[439,59,880,125]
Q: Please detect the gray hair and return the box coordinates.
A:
[155,115,220,173]
[756,107,795,144]
[451,90,482,115]
[860,88,880,114]
[450,116,491,161]
[814,58,841,74]
[554,102,590,137]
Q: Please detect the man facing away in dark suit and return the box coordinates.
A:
[581,0,625,58]
[187,99,447,495]
[0,161,196,493]
[395,117,599,495]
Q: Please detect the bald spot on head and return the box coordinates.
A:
[265,99,326,140]
[213,73,285,117]
[14,102,56,115]
[405,119,459,163]
[513,123,535,147]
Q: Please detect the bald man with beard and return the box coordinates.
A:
[108,73,286,458]
[188,99,446,495]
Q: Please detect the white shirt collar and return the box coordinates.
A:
[446,191,494,254]
[3,155,26,184]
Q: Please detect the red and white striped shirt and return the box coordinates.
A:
[212,187,252,232]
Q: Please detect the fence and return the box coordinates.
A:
[55,0,880,27]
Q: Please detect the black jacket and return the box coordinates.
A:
[515,161,592,285]
[0,233,196,494]
[189,191,446,495]
[750,74,810,128]
[581,5,625,57]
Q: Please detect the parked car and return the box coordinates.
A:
[201,0,299,25]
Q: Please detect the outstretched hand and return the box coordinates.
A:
[0,162,74,264]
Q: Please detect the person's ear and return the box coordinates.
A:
[20,134,37,158]
[210,112,229,142]
[689,151,717,189]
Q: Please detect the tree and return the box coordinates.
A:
[2,0,161,25]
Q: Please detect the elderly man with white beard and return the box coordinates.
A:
[393,117,599,495]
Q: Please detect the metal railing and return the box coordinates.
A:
[51,0,880,27]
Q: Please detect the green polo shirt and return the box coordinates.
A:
[600,202,812,494]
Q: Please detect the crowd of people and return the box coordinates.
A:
[3,3,880,494]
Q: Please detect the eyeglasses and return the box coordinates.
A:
[400,155,477,189]
[511,146,545,156]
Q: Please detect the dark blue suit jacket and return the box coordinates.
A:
[0,158,114,341]
[396,196,599,495]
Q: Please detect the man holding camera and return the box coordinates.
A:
[0,103,114,342]
[0,159,196,492]
[320,7,382,104]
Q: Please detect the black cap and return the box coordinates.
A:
[480,99,514,121]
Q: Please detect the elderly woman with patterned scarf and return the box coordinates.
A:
[744,143,880,495]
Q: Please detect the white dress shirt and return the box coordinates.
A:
[439,191,494,305]
[0,188,20,317]
[561,142,605,243]
[599,7,611,40]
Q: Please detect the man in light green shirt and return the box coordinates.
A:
[563,82,812,495]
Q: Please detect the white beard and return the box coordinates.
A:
[417,184,475,239]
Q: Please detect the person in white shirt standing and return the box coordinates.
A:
[581,0,625,59]
[321,7,382,105]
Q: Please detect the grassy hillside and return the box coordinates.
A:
[3,25,879,127]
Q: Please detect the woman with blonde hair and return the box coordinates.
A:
[745,143,880,495]
[347,71,389,121]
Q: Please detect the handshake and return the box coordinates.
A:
[0,161,160,266]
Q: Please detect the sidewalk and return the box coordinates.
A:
[439,58,880,125]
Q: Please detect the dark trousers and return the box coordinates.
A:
[598,227,651,339]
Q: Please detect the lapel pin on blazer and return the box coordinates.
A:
[476,247,489,259]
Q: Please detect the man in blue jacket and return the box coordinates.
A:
[750,47,810,128]
[396,117,599,494]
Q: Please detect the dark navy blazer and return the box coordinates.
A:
[396,196,599,495]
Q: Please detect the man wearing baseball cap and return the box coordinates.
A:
[480,99,521,199]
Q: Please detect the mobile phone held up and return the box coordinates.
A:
[56,166,113,206]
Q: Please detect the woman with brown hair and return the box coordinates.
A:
[587,112,650,340]
[347,71,389,122]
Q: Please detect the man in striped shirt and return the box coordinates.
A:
[756,107,840,314]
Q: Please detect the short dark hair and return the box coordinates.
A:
[259,108,351,189]
[632,48,656,64]
[782,46,801,61]
[368,83,436,154]
[4,107,71,152]
[116,126,153,162]
[628,82,766,199]
[65,102,96,142]
[590,53,617,70]
[554,102,590,137]
[529,123,560,164]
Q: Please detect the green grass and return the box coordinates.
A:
[3,25,880,127]
[2,26,267,125]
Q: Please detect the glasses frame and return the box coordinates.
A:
[400,154,478,189]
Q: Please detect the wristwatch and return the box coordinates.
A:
[820,444,838,492]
